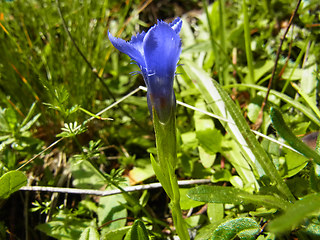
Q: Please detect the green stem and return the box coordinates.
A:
[202,0,222,85]
[152,108,189,240]
[243,0,255,96]
[218,0,229,85]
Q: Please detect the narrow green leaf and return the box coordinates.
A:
[268,193,320,233]
[0,170,27,199]
[20,113,41,132]
[20,101,37,127]
[243,0,255,88]
[187,186,289,210]
[291,82,320,121]
[182,62,294,201]
[211,217,260,240]
[212,80,294,200]
[181,62,259,190]
[270,107,320,165]
[228,84,320,128]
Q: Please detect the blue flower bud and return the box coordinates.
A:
[108,18,182,124]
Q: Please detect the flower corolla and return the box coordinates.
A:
[108,18,182,123]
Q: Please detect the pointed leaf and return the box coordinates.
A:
[182,62,294,201]
[187,185,289,210]
[79,226,100,240]
[270,107,320,165]
[124,219,149,240]
[268,193,320,233]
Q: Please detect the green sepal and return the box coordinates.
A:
[150,153,173,199]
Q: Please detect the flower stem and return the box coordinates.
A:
[152,108,190,240]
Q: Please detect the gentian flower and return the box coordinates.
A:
[108,18,182,124]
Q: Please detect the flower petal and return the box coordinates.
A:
[130,31,146,53]
[143,22,181,82]
[169,17,182,34]
[143,21,181,123]
[108,31,146,70]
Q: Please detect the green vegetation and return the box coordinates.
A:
[0,0,320,239]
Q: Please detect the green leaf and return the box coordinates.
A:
[211,217,260,240]
[97,192,127,236]
[187,185,289,210]
[270,107,320,165]
[69,158,106,189]
[180,188,205,210]
[229,84,320,128]
[181,62,259,191]
[101,226,131,240]
[37,211,92,240]
[281,150,308,178]
[79,226,100,240]
[124,219,149,240]
[268,193,320,233]
[310,163,320,192]
[302,222,320,237]
[221,136,259,188]
[207,203,224,223]
[0,170,27,199]
[182,62,294,201]
[20,113,41,132]
[211,169,231,183]
[291,82,320,120]
[196,129,222,155]
[128,161,155,184]
[20,101,38,128]
[194,100,219,168]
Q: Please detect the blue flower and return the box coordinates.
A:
[108,18,182,124]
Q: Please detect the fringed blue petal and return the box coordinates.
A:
[143,21,181,123]
[130,31,146,52]
[108,31,146,70]
[144,22,181,81]
[169,17,182,34]
[108,18,182,123]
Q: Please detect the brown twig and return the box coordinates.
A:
[253,0,302,129]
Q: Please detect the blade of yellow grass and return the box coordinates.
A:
[0,22,9,35]
[7,98,25,118]
[10,63,40,101]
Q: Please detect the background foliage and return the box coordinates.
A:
[0,0,320,239]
